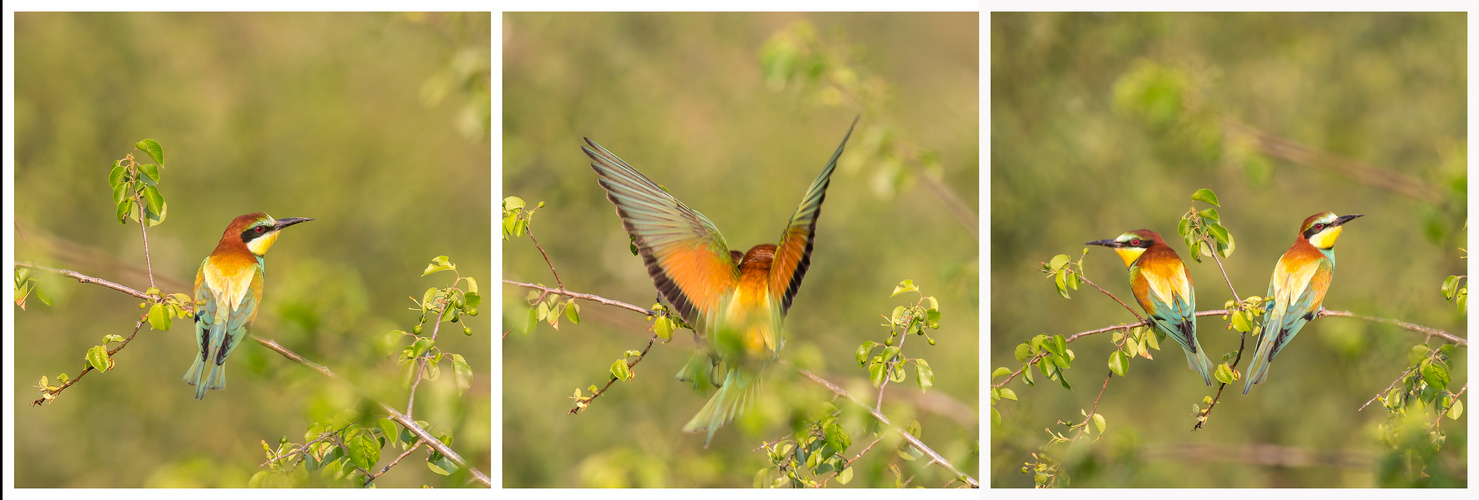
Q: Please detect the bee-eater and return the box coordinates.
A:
[1088,230,1214,386]
[184,212,312,400]
[584,118,856,445]
[1243,212,1362,395]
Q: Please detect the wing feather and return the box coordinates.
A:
[769,117,858,313]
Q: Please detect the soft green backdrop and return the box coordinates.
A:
[502,12,978,487]
[991,13,1466,487]
[12,13,491,487]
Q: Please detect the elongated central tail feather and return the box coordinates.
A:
[1242,328,1278,395]
[1183,337,1215,387]
[183,321,229,400]
[683,367,763,447]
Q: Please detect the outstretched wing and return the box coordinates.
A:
[769,117,858,314]
[584,138,739,328]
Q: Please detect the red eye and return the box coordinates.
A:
[1130,239,1141,246]
[1313,223,1325,231]
[255,226,267,233]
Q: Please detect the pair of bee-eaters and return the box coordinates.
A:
[1088,212,1362,394]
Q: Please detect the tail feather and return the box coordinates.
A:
[683,368,762,447]
[183,321,229,400]
[1242,327,1278,395]
[1184,338,1215,387]
[183,356,209,400]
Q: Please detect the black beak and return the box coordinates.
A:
[274,217,314,230]
[1333,214,1363,227]
[1086,238,1123,248]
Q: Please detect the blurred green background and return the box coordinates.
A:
[991,13,1465,487]
[502,13,978,487]
[13,13,491,487]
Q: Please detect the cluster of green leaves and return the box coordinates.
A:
[385,256,479,394]
[855,280,939,391]
[13,266,51,310]
[252,416,457,487]
[518,290,580,333]
[108,139,168,227]
[1372,342,1464,486]
[754,402,857,487]
[1177,188,1234,261]
[501,196,540,241]
[1210,296,1266,385]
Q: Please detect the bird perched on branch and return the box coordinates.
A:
[1088,229,1214,386]
[1243,212,1362,395]
[185,212,312,400]
[584,117,857,445]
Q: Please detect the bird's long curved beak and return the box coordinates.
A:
[1086,238,1123,248]
[1333,214,1364,226]
[275,217,314,230]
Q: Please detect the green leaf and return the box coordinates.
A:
[347,432,380,471]
[422,255,455,276]
[142,185,164,215]
[377,419,401,450]
[1198,208,1219,222]
[136,139,164,165]
[503,196,526,212]
[140,163,161,183]
[1109,351,1128,377]
[1054,270,1070,299]
[1048,254,1070,271]
[855,341,876,366]
[112,181,131,205]
[1230,310,1251,332]
[1093,413,1106,434]
[1214,363,1235,384]
[915,359,934,391]
[868,357,886,387]
[108,165,128,188]
[610,359,632,381]
[86,345,112,372]
[451,354,473,395]
[823,422,850,452]
[565,301,580,324]
[147,303,171,330]
[1191,188,1220,207]
[464,290,481,310]
[890,279,918,297]
[1014,343,1032,362]
[998,387,1017,401]
[654,316,674,341]
[991,407,1002,426]
[411,338,435,358]
[1446,398,1463,420]
[143,200,166,227]
[1207,223,1230,245]
[992,366,1012,379]
[103,334,125,343]
[524,306,538,333]
[1177,217,1192,239]
[836,466,853,485]
[1421,359,1450,390]
[1409,344,1430,365]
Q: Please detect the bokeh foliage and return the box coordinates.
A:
[991,13,1465,487]
[13,12,491,487]
[503,12,978,487]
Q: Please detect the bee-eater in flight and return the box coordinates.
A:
[1088,229,1214,386]
[1243,212,1362,395]
[584,118,857,445]
[185,212,312,400]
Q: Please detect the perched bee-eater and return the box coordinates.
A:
[1243,212,1362,395]
[584,118,856,445]
[1088,230,1214,386]
[184,212,312,400]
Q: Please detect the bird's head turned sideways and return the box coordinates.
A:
[1086,229,1163,268]
[224,212,314,257]
[1299,212,1362,250]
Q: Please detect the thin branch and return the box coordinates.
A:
[1319,309,1466,346]
[797,368,978,488]
[260,428,341,467]
[15,262,152,301]
[1200,235,1240,302]
[407,287,454,419]
[1077,275,1145,323]
[31,317,148,405]
[523,223,565,290]
[818,433,885,487]
[1358,346,1449,412]
[1433,383,1467,430]
[1193,326,1250,431]
[1223,119,1447,205]
[568,334,658,414]
[365,440,425,486]
[1073,370,1113,439]
[504,279,656,316]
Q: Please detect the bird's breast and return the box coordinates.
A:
[203,254,260,317]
